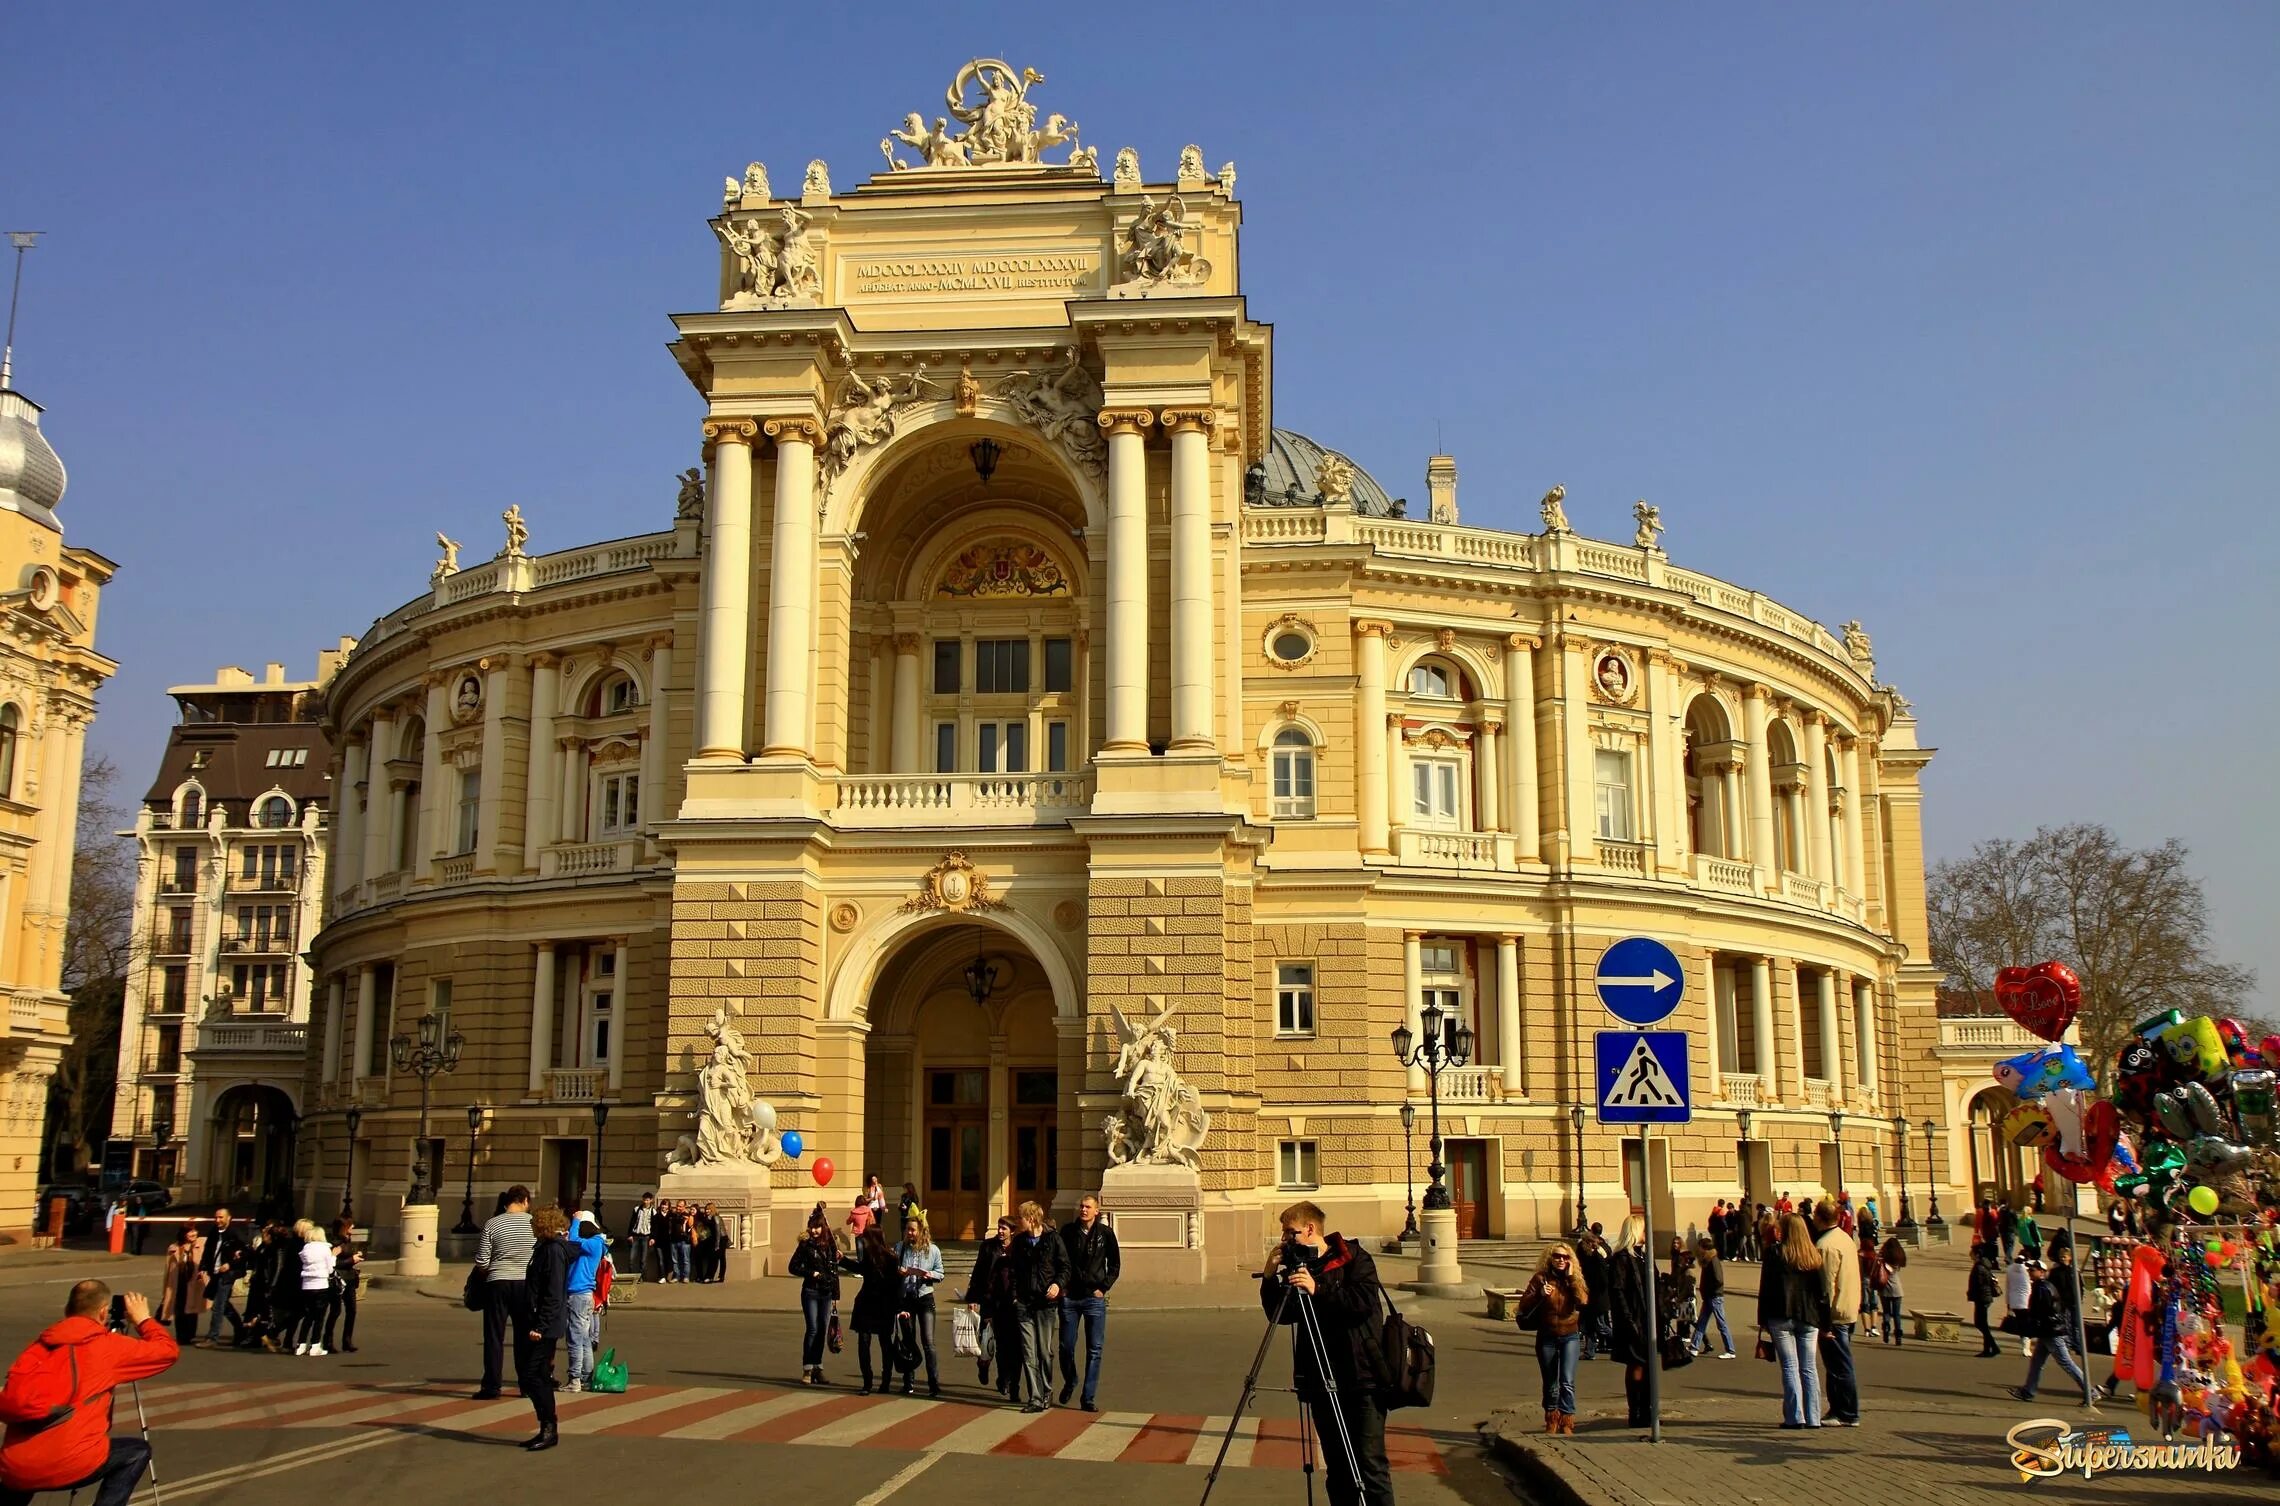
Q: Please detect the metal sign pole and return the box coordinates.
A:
[1642,1121,1661,1443]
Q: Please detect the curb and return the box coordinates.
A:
[1478,1410,1621,1506]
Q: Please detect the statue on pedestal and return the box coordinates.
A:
[670,1005,782,1168]
[1103,999,1210,1170]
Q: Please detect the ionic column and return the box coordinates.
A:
[1355,622,1390,854]
[1403,932,1426,1094]
[694,419,758,758]
[476,656,512,869]
[1646,654,1681,871]
[1476,717,1500,834]
[416,676,448,877]
[644,636,672,818]
[1561,639,1596,864]
[558,740,586,843]
[1742,686,1778,889]
[606,943,626,1095]
[1840,735,1866,896]
[889,633,922,773]
[1496,935,1523,1098]
[1802,711,1833,883]
[335,737,368,899]
[321,975,345,1082]
[1855,979,1880,1096]
[1163,409,1216,750]
[1704,962,1727,1098]
[523,654,559,856]
[1099,410,1153,752]
[1750,955,1778,1099]
[762,416,821,758]
[351,964,377,1084]
[361,712,395,882]
[528,944,558,1096]
[1504,635,1541,860]
[1385,713,1405,836]
[1817,968,1841,1093]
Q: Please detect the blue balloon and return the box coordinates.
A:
[780,1130,804,1159]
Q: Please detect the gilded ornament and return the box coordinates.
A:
[903,852,1007,914]
[936,541,1069,599]
[879,61,1090,171]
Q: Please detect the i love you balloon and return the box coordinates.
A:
[1994,960,2080,1042]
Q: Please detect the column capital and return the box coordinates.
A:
[701,416,759,447]
[529,651,560,670]
[1096,407,1155,437]
[1745,682,1774,702]
[1805,708,1829,729]
[1158,407,1216,435]
[1505,632,1542,653]
[763,415,825,446]
[1354,618,1394,639]
[645,633,674,655]
[1386,711,1404,731]
[891,631,923,654]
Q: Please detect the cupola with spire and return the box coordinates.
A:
[0,232,64,532]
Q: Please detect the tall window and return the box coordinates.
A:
[153,1023,183,1074]
[169,846,197,893]
[1046,722,1070,773]
[456,769,480,853]
[1420,940,1470,1053]
[396,783,420,870]
[1277,1139,1320,1189]
[148,1085,177,1140]
[160,967,187,1013]
[932,640,961,695]
[975,639,1029,694]
[180,787,203,828]
[1271,729,1317,819]
[164,909,193,951]
[1411,758,1462,828]
[431,977,454,1036]
[933,723,957,774]
[587,951,615,1066]
[1042,637,1073,693]
[1275,964,1315,1037]
[1594,749,1634,842]
[597,771,641,835]
[977,722,1027,774]
[0,705,17,799]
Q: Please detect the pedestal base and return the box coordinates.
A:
[1404,1206,1471,1298]
[659,1162,777,1279]
[1100,1164,1204,1283]
[397,1203,440,1279]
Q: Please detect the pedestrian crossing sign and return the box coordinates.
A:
[1595,1030,1691,1124]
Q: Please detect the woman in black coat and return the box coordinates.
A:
[964,1215,1023,1398]
[1605,1215,1656,1428]
[841,1225,903,1395]
[518,1205,571,1452]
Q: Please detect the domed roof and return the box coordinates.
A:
[0,390,65,532]
[1251,428,1402,517]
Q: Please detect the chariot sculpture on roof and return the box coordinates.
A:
[880,59,1094,173]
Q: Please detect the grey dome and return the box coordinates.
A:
[1249,428,1402,518]
[0,390,64,531]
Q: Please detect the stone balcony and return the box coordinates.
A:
[542,1067,606,1102]
[192,1018,309,1057]
[1433,1065,1504,1104]
[829,771,1094,828]
[1937,1015,2056,1054]
[1388,828,1516,872]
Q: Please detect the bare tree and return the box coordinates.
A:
[45,755,139,1175]
[1928,822,2256,1088]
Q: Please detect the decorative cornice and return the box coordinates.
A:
[1096,408,1154,437]
[701,417,759,446]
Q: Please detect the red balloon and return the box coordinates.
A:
[812,1156,836,1188]
[1994,961,2081,1043]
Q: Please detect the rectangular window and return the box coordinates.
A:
[235,907,254,941]
[598,772,641,835]
[160,967,187,1013]
[278,847,296,884]
[366,965,395,1078]
[932,640,961,695]
[1423,984,1465,1053]
[456,768,481,854]
[1276,964,1316,1037]
[232,963,250,1001]
[975,639,1029,695]
[978,722,1027,774]
[1594,749,1634,842]
[431,977,453,1034]
[1271,741,1316,819]
[1411,758,1461,827]
[149,1086,177,1139]
[241,847,259,879]
[1277,1139,1320,1189]
[170,847,196,892]
[153,1023,182,1074]
[1046,721,1070,773]
[1043,637,1073,693]
[166,908,193,950]
[934,723,957,774]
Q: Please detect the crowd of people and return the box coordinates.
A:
[624,1195,735,1284]
[153,1208,362,1357]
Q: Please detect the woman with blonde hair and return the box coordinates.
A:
[292,1217,337,1355]
[894,1214,945,1396]
[1606,1214,1655,1428]
[1515,1242,1588,1433]
[1757,1212,1830,1427]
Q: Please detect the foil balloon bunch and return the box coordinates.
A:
[1988,963,2129,1190]
[2105,1002,2279,1221]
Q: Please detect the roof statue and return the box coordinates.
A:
[432,532,461,583]
[1842,620,1876,677]
[878,60,1094,173]
[1314,452,1357,505]
[1539,484,1571,533]
[1104,998,1210,1170]
[499,503,528,559]
[1112,147,1141,191]
[675,466,705,520]
[1113,194,1210,292]
[1632,499,1662,550]
[715,206,822,309]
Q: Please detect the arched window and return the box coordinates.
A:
[179,784,204,829]
[1269,728,1316,820]
[1407,661,1455,699]
[591,672,640,716]
[0,705,17,800]
[258,796,293,830]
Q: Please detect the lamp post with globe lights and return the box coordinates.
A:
[1893,1115,1918,1236]
[1399,1101,1418,1241]
[1921,1118,1947,1232]
[388,1013,463,1279]
[1391,997,1472,1290]
[453,1105,486,1236]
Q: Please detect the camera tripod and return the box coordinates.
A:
[1197,1271,1369,1506]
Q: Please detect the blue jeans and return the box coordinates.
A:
[2020,1334,2086,1397]
[671,1240,692,1281]
[565,1290,597,1384]
[1880,1291,1903,1344]
[1772,1318,1822,1427]
[1691,1294,1733,1354]
[1819,1321,1858,1422]
[1535,1331,1580,1413]
[801,1291,831,1369]
[1058,1295,1107,1406]
[628,1234,651,1280]
[204,1273,241,1341]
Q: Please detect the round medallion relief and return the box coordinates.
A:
[1052,899,1082,931]
[938,869,973,908]
[1593,648,1636,704]
[828,901,860,933]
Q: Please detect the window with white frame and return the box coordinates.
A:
[431,977,454,1036]
[1270,728,1316,819]
[977,721,1027,774]
[258,795,293,829]
[1419,940,1470,1054]
[596,771,641,835]
[587,949,616,1066]
[603,675,639,714]
[456,768,480,853]
[1407,662,1455,698]
[1275,963,1316,1036]
[1277,1138,1320,1189]
[1593,748,1635,842]
[1411,757,1462,828]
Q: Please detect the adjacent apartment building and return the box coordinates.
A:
[111,646,345,1205]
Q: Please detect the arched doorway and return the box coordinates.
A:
[858,922,1066,1241]
[1964,1085,2038,1208]
[206,1084,298,1212]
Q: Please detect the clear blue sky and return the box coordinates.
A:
[9,4,2274,1000]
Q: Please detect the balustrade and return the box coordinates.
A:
[831,771,1093,828]
[1390,828,1516,871]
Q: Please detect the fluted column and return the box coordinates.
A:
[695,417,757,759]
[1099,409,1153,753]
[1403,932,1426,1094]
[1750,955,1778,1099]
[762,416,821,758]
[528,944,558,1096]
[361,712,395,882]
[523,654,559,857]
[1742,685,1777,890]
[351,964,378,1085]
[1476,717,1500,833]
[1496,935,1523,1097]
[644,636,672,820]
[334,737,368,901]
[1163,409,1216,751]
[416,676,448,877]
[1355,621,1390,854]
[1840,735,1866,897]
[321,975,345,1083]
[1802,711,1833,883]
[1504,635,1540,860]
[476,656,512,870]
[890,633,922,772]
[1817,968,1841,1095]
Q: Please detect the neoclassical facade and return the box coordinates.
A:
[303,65,1949,1260]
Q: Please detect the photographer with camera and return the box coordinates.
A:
[0,1281,177,1506]
[1258,1201,1396,1506]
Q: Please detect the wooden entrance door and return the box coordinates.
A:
[1445,1140,1490,1238]
[924,1067,988,1240]
[1009,1067,1059,1219]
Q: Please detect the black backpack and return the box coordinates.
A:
[1377,1294,1436,1410]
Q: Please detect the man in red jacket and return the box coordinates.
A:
[0,1281,177,1506]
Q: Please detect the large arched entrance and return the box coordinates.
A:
[205,1083,298,1211]
[857,921,1067,1241]
[1964,1085,2040,1208]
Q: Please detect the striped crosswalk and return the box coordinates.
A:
[134,1381,1449,1473]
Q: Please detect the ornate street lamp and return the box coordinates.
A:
[1893,1115,1918,1233]
[969,437,1003,484]
[1920,1118,1946,1229]
[963,941,1003,1006]
[340,1104,363,1221]
[389,1013,463,1205]
[1829,1109,1846,1199]
[1569,1104,1588,1230]
[1390,999,1472,1211]
[1736,1106,1755,1210]
[452,1104,485,1235]
[591,1101,611,1228]
[1398,1101,1419,1241]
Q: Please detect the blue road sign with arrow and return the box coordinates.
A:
[1596,1030,1692,1124]
[1595,936,1684,1026]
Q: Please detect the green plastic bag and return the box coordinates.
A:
[591,1347,629,1394]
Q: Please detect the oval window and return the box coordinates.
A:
[1272,631,1311,663]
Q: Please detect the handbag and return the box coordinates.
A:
[827,1307,843,1354]
[1754,1330,1776,1362]
[951,1304,984,1358]
[462,1265,486,1312]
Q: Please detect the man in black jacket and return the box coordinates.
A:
[1057,1193,1121,1411]
[1009,1200,1068,1413]
[1260,1200,1395,1506]
[195,1208,249,1348]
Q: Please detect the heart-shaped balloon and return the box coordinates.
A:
[1995,961,2080,1042]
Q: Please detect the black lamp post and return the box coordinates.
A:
[1569,1104,1588,1230]
[1398,1101,1419,1240]
[1920,1118,1946,1229]
[1829,1109,1846,1199]
[389,1013,463,1205]
[1893,1115,1918,1233]
[452,1104,484,1235]
[591,1102,611,1229]
[1737,1106,1755,1210]
[340,1105,362,1222]
[1390,999,1472,1211]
